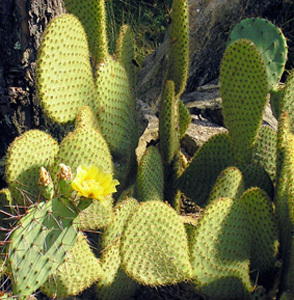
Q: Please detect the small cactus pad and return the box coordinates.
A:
[74,105,100,131]
[227,17,287,89]
[37,13,97,123]
[189,197,252,299]
[120,201,192,286]
[8,197,80,296]
[208,166,245,204]
[253,125,277,182]
[64,0,108,64]
[5,130,58,204]
[177,133,234,206]
[167,0,189,96]
[116,24,137,94]
[41,232,102,297]
[239,163,274,199]
[137,146,164,202]
[279,69,294,132]
[178,100,191,138]
[96,198,139,300]
[95,56,138,185]
[220,39,268,163]
[240,187,278,274]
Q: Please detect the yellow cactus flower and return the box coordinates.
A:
[72,165,119,200]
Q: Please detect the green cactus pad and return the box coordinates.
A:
[95,56,138,186]
[159,80,180,200]
[137,146,164,202]
[240,187,278,274]
[178,100,191,138]
[270,86,284,120]
[167,0,189,96]
[96,198,139,300]
[74,105,100,131]
[220,39,268,163]
[51,126,114,230]
[120,201,192,286]
[279,69,294,132]
[177,133,235,206]
[239,163,274,199]
[8,197,80,296]
[227,17,287,90]
[37,14,97,124]
[5,130,58,204]
[189,197,252,299]
[116,24,137,95]
[64,0,108,64]
[253,125,277,182]
[208,166,245,204]
[41,232,102,297]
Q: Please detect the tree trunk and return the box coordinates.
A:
[0,0,65,188]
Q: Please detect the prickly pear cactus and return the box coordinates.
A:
[137,146,164,202]
[96,198,139,300]
[5,130,58,204]
[37,13,97,124]
[120,201,192,286]
[64,0,109,64]
[177,133,235,206]
[74,105,100,131]
[220,39,268,163]
[41,232,102,297]
[227,17,288,90]
[189,197,252,299]
[7,196,80,297]
[208,166,245,204]
[167,0,189,96]
[240,187,278,274]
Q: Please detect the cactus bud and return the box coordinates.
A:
[38,167,54,200]
[57,163,74,198]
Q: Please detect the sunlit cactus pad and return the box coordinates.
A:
[137,146,164,202]
[95,56,138,183]
[227,17,287,89]
[120,201,192,286]
[240,187,278,273]
[220,39,268,163]
[37,13,97,123]
[74,105,100,131]
[253,125,277,182]
[208,166,245,204]
[167,0,189,96]
[41,232,102,297]
[5,130,58,203]
[96,198,139,300]
[189,197,252,299]
[8,197,80,296]
[64,0,108,63]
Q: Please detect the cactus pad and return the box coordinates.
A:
[167,0,189,96]
[220,39,268,163]
[120,201,192,286]
[137,146,164,202]
[189,197,252,299]
[240,187,278,274]
[37,14,97,124]
[74,105,100,131]
[177,133,235,206]
[8,197,80,296]
[96,198,139,300]
[95,56,138,185]
[5,130,58,204]
[41,232,102,297]
[208,166,245,204]
[227,17,287,89]
[64,0,108,64]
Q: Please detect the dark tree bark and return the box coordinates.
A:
[0,0,65,188]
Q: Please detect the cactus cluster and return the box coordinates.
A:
[1,0,294,299]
